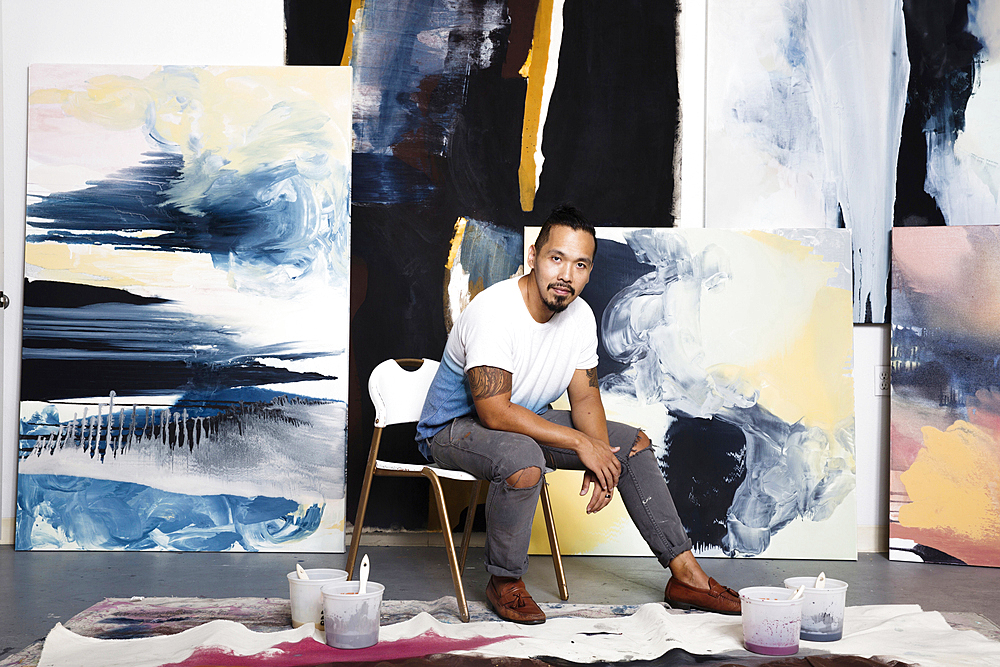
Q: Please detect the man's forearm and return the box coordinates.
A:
[568,385,611,446]
[477,399,593,453]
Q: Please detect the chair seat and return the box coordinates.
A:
[375,460,478,481]
[375,460,557,480]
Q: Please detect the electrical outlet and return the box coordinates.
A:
[875,366,890,396]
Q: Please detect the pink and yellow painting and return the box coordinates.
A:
[890,226,1000,567]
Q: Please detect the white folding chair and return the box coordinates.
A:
[346,358,568,622]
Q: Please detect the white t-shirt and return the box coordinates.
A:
[416,277,599,447]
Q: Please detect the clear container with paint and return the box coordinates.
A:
[739,586,803,656]
[784,576,849,641]
[287,568,349,629]
[322,580,385,649]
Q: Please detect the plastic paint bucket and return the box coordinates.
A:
[739,586,803,656]
[286,568,348,629]
[784,576,849,641]
[322,580,385,649]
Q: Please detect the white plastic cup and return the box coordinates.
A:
[783,576,849,641]
[286,568,348,629]
[322,580,385,649]
[739,586,803,656]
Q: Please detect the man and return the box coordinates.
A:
[415,205,740,624]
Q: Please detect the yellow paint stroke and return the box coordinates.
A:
[898,420,1000,540]
[446,217,468,270]
[747,229,825,262]
[519,47,533,79]
[741,233,853,430]
[749,285,855,430]
[30,67,351,213]
[529,469,640,555]
[341,0,366,66]
[26,242,225,293]
[518,0,555,212]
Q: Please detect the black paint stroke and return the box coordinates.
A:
[893,0,984,228]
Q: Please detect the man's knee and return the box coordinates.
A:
[629,430,652,457]
[506,466,542,488]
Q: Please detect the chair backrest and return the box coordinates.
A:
[369,358,440,428]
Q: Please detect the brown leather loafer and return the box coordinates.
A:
[664,577,741,615]
[486,575,546,624]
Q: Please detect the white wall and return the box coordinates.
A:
[0,0,892,552]
[0,0,6,544]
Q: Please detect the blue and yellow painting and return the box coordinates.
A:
[17,65,352,551]
[529,228,857,559]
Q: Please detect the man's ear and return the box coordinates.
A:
[527,244,537,271]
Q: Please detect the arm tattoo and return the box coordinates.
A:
[586,367,599,389]
[468,366,512,400]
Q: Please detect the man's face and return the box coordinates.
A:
[527,225,596,314]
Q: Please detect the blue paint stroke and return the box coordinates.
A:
[892,228,1000,423]
[20,388,345,465]
[351,0,507,203]
[22,301,332,363]
[15,474,323,551]
[458,217,523,292]
[27,152,347,288]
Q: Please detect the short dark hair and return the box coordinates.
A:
[534,204,597,259]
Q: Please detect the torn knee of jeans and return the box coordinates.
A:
[505,466,542,489]
[629,430,652,457]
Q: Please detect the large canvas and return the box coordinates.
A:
[528,227,857,559]
[889,226,1000,567]
[285,1,683,530]
[17,65,352,552]
[705,0,908,324]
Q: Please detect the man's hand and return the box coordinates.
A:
[575,433,621,498]
[581,470,616,513]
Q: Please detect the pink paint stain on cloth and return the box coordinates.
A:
[158,630,521,666]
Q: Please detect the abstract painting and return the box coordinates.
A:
[705,0,908,324]
[894,1,1000,230]
[286,0,683,530]
[17,65,352,551]
[529,227,857,558]
[889,226,1000,567]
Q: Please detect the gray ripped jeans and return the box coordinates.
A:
[424,409,693,578]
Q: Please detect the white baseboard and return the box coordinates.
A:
[0,524,889,553]
[346,529,486,548]
[857,525,887,554]
[351,527,891,555]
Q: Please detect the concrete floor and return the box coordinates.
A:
[3,544,1000,660]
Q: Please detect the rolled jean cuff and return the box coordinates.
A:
[656,538,694,568]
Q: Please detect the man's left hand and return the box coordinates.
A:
[581,470,614,514]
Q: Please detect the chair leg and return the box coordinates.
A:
[458,480,482,572]
[346,432,383,579]
[539,478,569,601]
[425,471,471,622]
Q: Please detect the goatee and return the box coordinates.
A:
[543,282,575,313]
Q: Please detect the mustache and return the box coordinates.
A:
[548,281,575,297]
